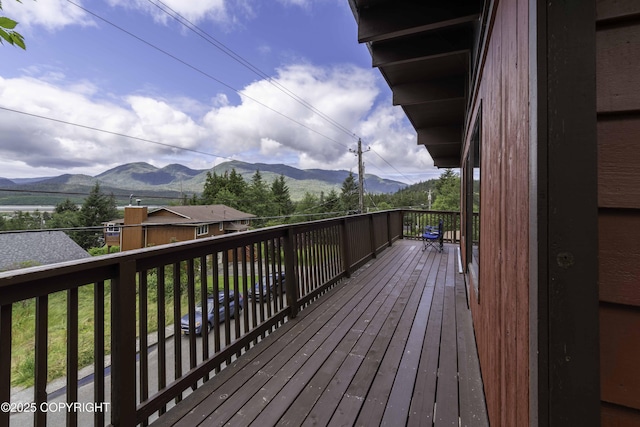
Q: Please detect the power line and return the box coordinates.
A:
[0,105,234,161]
[65,0,350,150]
[146,0,359,142]
[65,0,415,183]
[4,1,416,190]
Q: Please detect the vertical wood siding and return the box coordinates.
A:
[597,1,640,424]
[465,0,529,425]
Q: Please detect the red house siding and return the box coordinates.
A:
[463,1,530,425]
[596,1,640,424]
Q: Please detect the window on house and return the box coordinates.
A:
[196,224,209,236]
[465,107,481,301]
[106,223,120,235]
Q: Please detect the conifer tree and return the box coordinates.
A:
[271,175,294,217]
[340,171,359,213]
[77,183,118,249]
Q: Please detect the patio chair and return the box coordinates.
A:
[422,219,443,253]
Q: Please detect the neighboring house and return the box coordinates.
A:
[350,1,637,426]
[0,231,90,271]
[104,205,255,251]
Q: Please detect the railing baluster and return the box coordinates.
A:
[241,249,250,345]
[222,251,231,362]
[311,229,319,290]
[172,262,182,404]
[139,271,149,426]
[0,304,12,427]
[249,245,258,336]
[156,266,167,415]
[255,243,265,332]
[213,255,221,370]
[304,231,314,293]
[186,259,197,378]
[232,249,241,346]
[67,287,79,427]
[200,255,210,382]
[94,281,105,427]
[35,295,48,427]
[283,227,298,318]
[276,238,285,311]
[341,218,352,278]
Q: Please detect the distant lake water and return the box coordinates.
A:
[0,205,135,213]
[0,205,56,212]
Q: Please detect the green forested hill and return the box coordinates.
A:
[0,161,407,205]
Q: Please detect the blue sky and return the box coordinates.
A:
[0,0,439,184]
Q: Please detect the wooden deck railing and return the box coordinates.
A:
[0,210,403,426]
[401,209,478,243]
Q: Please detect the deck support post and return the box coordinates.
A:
[283,227,299,318]
[341,218,352,278]
[369,215,377,259]
[111,259,138,426]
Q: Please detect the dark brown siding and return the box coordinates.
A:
[597,1,640,424]
[146,227,195,247]
[464,1,529,425]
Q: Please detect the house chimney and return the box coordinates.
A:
[122,205,148,251]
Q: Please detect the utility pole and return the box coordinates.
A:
[350,138,370,213]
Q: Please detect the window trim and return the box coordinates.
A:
[465,105,481,302]
[196,224,209,236]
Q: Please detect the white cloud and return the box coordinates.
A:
[3,0,94,31]
[0,75,214,175]
[0,62,433,183]
[203,63,378,163]
[106,0,253,28]
[277,0,311,9]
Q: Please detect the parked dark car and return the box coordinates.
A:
[250,272,285,302]
[181,291,243,336]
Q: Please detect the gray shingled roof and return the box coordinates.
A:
[110,205,255,225]
[0,231,90,272]
[149,205,255,223]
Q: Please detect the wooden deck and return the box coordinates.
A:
[151,240,488,427]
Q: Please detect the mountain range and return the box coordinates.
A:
[0,161,407,205]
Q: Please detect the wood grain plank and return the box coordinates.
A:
[597,0,640,22]
[407,251,448,427]
[361,250,437,425]
[597,23,640,112]
[602,402,640,427]
[599,211,640,306]
[598,116,640,210]
[434,249,459,426]
[600,304,640,410]
[456,271,489,426]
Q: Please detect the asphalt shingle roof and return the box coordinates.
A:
[0,231,90,271]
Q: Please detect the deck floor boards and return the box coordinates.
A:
[151,240,488,427]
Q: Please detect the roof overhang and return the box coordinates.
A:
[349,0,485,168]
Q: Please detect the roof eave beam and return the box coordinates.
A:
[359,14,480,43]
[392,77,466,106]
